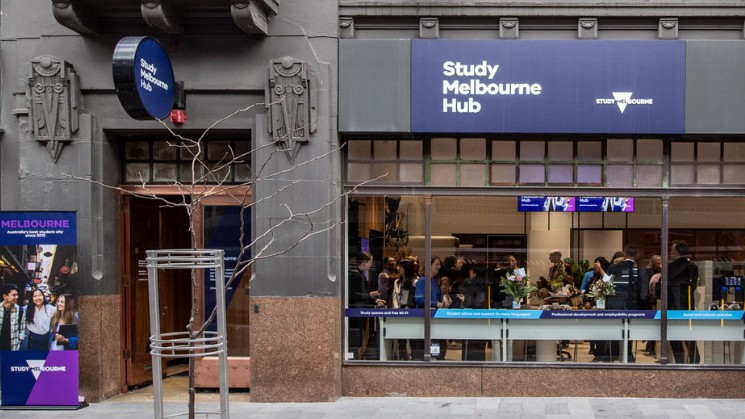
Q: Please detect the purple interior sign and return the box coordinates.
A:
[411,40,686,134]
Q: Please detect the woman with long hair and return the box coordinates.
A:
[49,294,78,351]
[22,288,55,351]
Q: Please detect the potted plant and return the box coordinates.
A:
[587,274,616,309]
[500,274,537,309]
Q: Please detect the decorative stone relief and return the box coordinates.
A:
[500,18,519,39]
[14,56,80,163]
[578,18,598,39]
[419,17,439,39]
[266,57,316,163]
[339,16,355,39]
[659,18,679,39]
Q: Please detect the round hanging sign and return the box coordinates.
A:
[112,36,175,120]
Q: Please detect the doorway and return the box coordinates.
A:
[120,195,192,388]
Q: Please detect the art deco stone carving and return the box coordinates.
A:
[419,17,439,39]
[266,57,316,163]
[339,17,355,39]
[659,18,679,39]
[578,18,598,39]
[500,18,519,39]
[18,56,80,162]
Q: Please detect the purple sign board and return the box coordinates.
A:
[411,40,686,134]
[1,351,79,406]
[518,197,634,212]
[0,212,79,408]
[518,197,575,212]
[576,197,635,212]
[0,212,77,245]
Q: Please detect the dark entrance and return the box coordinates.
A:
[120,195,192,387]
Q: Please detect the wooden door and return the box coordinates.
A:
[121,196,191,387]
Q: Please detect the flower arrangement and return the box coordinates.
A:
[500,274,537,300]
[587,274,616,300]
[548,262,569,292]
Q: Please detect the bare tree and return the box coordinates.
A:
[65,101,382,417]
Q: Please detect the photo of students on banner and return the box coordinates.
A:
[0,211,79,407]
[0,245,80,352]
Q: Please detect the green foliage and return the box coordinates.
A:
[564,257,591,288]
[587,274,617,300]
[500,274,537,300]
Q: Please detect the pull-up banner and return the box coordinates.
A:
[0,212,79,409]
[411,40,686,134]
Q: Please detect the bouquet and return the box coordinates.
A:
[587,274,616,300]
[500,274,536,300]
[548,262,568,292]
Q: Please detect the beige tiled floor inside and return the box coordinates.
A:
[113,363,251,402]
[440,340,661,363]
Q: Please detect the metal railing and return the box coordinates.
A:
[146,249,229,419]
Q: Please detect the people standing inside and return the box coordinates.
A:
[668,241,700,364]
[348,252,383,308]
[22,288,56,351]
[413,257,451,359]
[583,257,611,305]
[415,257,451,309]
[603,244,647,362]
[49,294,78,351]
[462,265,488,360]
[645,255,662,357]
[463,265,488,309]
[647,255,663,302]
[347,252,381,360]
[583,257,610,357]
[0,283,25,351]
[606,244,647,310]
[537,250,574,299]
[492,255,517,308]
[389,257,419,360]
[392,258,418,310]
[377,256,398,308]
[581,256,610,293]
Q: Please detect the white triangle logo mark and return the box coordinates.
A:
[26,360,45,380]
[612,92,633,113]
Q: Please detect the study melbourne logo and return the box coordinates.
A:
[595,92,653,114]
[10,360,67,380]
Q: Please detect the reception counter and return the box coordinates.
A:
[344,308,745,363]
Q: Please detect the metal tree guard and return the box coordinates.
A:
[146,249,229,419]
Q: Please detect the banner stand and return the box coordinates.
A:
[0,212,81,409]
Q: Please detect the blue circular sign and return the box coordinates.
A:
[113,37,175,120]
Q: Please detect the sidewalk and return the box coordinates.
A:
[2,396,745,418]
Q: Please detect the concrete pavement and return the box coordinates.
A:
[2,396,745,418]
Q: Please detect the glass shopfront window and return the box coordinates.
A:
[345,195,745,365]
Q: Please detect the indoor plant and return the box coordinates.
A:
[587,274,616,309]
[500,274,536,309]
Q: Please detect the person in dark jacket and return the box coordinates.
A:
[347,252,381,359]
[606,244,648,310]
[596,244,646,362]
[668,240,700,364]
